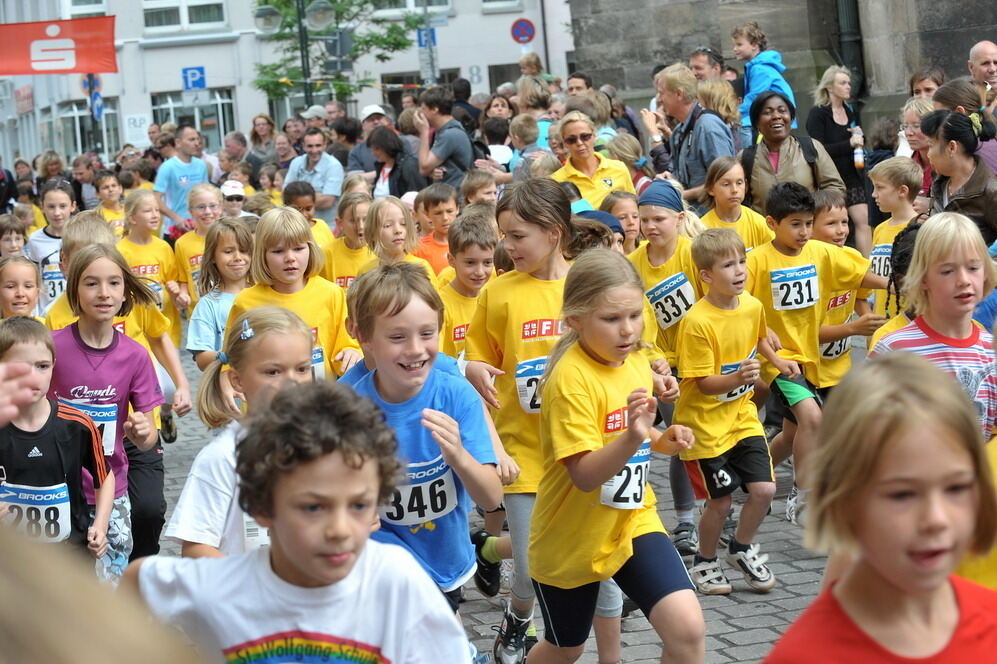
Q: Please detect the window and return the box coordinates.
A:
[373,0,450,14]
[143,0,226,30]
[65,0,106,18]
[57,99,120,162]
[151,89,234,153]
[268,92,341,130]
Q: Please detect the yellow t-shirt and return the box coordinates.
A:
[627,236,705,366]
[700,206,774,252]
[174,230,207,306]
[323,237,376,289]
[529,343,663,588]
[243,185,257,196]
[464,270,566,493]
[117,235,184,346]
[99,205,126,238]
[869,312,913,349]
[439,283,478,359]
[956,438,997,589]
[358,253,436,283]
[30,205,46,234]
[268,189,282,207]
[746,241,871,385]
[309,218,335,251]
[138,181,154,191]
[226,277,358,379]
[551,153,636,209]
[869,217,911,318]
[44,293,170,355]
[814,247,873,389]
[675,295,767,459]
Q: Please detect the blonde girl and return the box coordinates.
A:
[48,244,162,583]
[166,307,313,558]
[600,190,642,254]
[323,190,375,288]
[0,256,40,318]
[358,195,434,279]
[342,172,371,196]
[765,353,997,662]
[118,189,186,345]
[188,218,252,370]
[528,248,703,664]
[226,207,359,379]
[698,80,741,148]
[605,133,655,197]
[173,183,222,308]
[464,178,574,658]
[871,212,997,439]
[699,156,774,251]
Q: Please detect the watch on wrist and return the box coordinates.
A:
[651,134,663,144]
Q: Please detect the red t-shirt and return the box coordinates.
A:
[764,576,997,663]
[413,235,449,275]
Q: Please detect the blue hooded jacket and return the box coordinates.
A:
[739,49,797,128]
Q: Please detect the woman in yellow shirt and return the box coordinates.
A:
[551,111,635,209]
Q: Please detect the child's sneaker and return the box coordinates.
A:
[718,514,738,549]
[785,486,808,526]
[671,521,699,556]
[471,529,501,597]
[690,558,732,595]
[725,544,777,592]
[492,600,530,664]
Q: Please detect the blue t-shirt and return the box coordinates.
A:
[338,352,461,387]
[353,367,495,590]
[974,288,997,333]
[186,290,237,355]
[153,156,208,221]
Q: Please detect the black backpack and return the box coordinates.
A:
[739,135,819,208]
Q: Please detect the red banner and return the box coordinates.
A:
[0,16,117,75]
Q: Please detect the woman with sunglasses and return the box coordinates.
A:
[551,111,636,208]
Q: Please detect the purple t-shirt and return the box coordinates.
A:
[49,324,163,502]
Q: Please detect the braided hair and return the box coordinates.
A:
[885,222,921,318]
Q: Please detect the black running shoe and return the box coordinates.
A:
[471,529,501,597]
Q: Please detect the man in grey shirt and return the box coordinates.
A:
[414,87,473,190]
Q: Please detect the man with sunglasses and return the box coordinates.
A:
[689,46,724,81]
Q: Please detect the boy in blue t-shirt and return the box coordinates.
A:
[348,262,502,610]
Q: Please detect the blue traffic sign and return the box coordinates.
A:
[417,27,436,48]
[91,90,104,121]
[182,66,206,90]
[511,18,536,44]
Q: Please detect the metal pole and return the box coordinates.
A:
[296,0,312,106]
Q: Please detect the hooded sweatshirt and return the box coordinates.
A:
[740,49,797,128]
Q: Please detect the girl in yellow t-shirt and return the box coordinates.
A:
[463,179,572,658]
[174,184,222,308]
[323,191,375,289]
[529,249,703,662]
[699,157,774,251]
[118,190,187,346]
[226,207,360,380]
[96,171,126,238]
[600,190,642,254]
[357,196,434,281]
[258,164,283,209]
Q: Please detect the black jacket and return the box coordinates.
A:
[374,152,428,197]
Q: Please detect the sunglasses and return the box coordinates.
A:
[564,132,594,145]
[225,195,245,202]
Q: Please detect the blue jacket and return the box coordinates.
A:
[739,49,796,128]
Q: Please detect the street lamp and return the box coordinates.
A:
[254,0,337,106]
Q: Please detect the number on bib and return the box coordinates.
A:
[717,350,757,402]
[820,337,849,360]
[43,264,65,302]
[870,244,892,279]
[646,273,696,330]
[311,346,326,381]
[59,399,117,455]
[148,281,165,310]
[600,441,651,509]
[515,357,546,413]
[0,482,71,543]
[770,264,818,311]
[381,456,458,526]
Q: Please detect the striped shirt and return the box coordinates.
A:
[871,317,997,438]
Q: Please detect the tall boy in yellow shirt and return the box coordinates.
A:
[439,210,497,360]
[677,228,789,596]
[868,156,922,319]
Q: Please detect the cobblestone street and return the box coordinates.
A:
[161,353,824,663]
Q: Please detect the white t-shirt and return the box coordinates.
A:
[164,421,268,555]
[26,227,64,315]
[139,542,471,664]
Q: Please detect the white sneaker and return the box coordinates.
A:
[785,486,808,526]
[725,544,777,592]
[690,558,732,595]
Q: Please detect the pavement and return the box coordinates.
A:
[160,351,825,664]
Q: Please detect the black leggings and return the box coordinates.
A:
[126,439,166,560]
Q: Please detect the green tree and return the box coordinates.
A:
[253,1,423,102]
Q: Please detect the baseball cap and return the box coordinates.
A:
[300,104,329,120]
[578,209,624,236]
[220,180,246,197]
[360,104,388,122]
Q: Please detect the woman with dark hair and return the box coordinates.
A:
[909,65,945,99]
[921,109,997,245]
[248,114,277,164]
[737,90,845,215]
[932,77,997,174]
[367,125,426,198]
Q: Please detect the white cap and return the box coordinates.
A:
[220,180,246,197]
[360,104,388,122]
[300,104,329,120]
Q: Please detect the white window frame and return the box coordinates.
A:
[57,98,120,163]
[373,0,452,19]
[150,88,234,152]
[63,0,107,18]
[142,0,227,33]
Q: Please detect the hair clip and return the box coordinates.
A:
[217,351,229,365]
[634,156,648,168]
[240,319,255,340]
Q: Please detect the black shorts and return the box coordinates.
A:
[532,532,693,648]
[684,436,774,500]
[442,587,462,613]
[769,374,822,425]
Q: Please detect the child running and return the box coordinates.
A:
[527,248,704,664]
[600,190,642,254]
[440,210,498,361]
[413,183,460,275]
[764,353,997,662]
[227,207,360,379]
[0,212,29,258]
[166,307,312,558]
[868,156,923,319]
[0,257,40,319]
[869,224,920,348]
[124,381,472,664]
[48,243,163,583]
[283,181,336,251]
[322,190,374,289]
[700,156,774,251]
[95,171,126,237]
[174,183,222,309]
[358,196,435,280]
[27,181,75,315]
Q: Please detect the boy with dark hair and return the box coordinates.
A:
[124,381,471,663]
[413,182,460,274]
[745,182,884,525]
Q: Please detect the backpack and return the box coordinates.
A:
[739,135,819,209]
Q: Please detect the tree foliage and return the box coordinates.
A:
[253,1,423,101]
